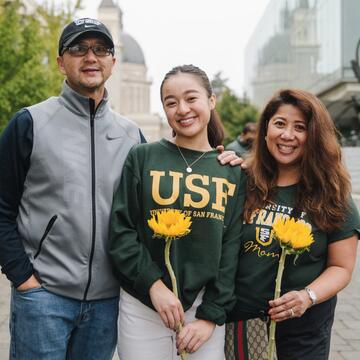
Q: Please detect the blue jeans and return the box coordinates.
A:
[9,287,118,360]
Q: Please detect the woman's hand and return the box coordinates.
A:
[216,145,247,168]
[176,319,215,354]
[269,235,358,323]
[149,279,185,330]
[268,289,312,322]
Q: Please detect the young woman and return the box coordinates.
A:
[226,89,360,360]
[109,64,245,360]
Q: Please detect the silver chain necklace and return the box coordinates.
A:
[176,145,208,173]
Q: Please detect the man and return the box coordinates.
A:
[0,18,144,359]
[0,18,239,360]
[226,122,257,156]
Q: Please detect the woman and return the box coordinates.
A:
[109,64,245,360]
[226,89,360,360]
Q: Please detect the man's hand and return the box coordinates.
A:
[176,319,215,354]
[149,279,185,330]
[216,145,247,168]
[16,275,41,291]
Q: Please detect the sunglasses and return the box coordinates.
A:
[62,44,114,57]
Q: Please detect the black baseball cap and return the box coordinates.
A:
[58,18,114,55]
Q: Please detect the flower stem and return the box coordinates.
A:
[165,239,186,360]
[165,239,178,297]
[268,248,287,360]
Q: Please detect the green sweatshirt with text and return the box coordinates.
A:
[109,139,245,325]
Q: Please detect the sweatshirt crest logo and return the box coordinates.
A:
[255,226,274,246]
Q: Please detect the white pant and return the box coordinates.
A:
[117,289,225,360]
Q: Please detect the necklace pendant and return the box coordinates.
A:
[186,167,192,173]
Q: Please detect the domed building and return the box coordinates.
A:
[98,0,167,141]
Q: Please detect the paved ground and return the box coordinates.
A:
[329,247,360,359]
[0,147,359,359]
[0,275,10,359]
[343,147,360,195]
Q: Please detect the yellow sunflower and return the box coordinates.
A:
[148,209,192,240]
[272,217,314,250]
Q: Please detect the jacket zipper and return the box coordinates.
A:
[34,215,58,259]
[83,99,97,301]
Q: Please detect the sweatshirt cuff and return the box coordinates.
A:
[2,258,34,288]
[134,263,163,295]
[195,302,227,326]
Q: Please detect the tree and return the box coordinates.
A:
[215,88,259,145]
[37,0,82,94]
[211,71,229,99]
[0,0,82,133]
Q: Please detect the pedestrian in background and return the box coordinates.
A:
[226,122,257,157]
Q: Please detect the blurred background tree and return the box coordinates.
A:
[211,72,259,145]
[0,0,82,133]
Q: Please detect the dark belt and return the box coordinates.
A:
[228,309,269,322]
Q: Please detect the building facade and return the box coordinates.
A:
[245,0,360,136]
[98,0,169,141]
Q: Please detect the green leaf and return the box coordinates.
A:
[210,74,259,145]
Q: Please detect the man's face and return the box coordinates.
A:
[243,131,256,145]
[242,126,256,146]
[57,37,115,98]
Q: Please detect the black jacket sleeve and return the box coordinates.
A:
[139,129,147,144]
[0,109,34,287]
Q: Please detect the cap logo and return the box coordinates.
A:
[74,19,101,26]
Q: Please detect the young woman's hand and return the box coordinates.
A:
[268,289,312,322]
[216,145,247,168]
[176,319,215,354]
[149,279,185,330]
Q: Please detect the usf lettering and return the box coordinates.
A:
[150,170,236,213]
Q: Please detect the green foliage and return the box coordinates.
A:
[0,0,49,132]
[216,88,259,145]
[37,0,83,96]
[211,71,229,98]
[0,0,82,133]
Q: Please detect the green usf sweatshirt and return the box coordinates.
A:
[109,139,245,325]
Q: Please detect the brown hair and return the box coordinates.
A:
[160,64,224,148]
[244,89,351,232]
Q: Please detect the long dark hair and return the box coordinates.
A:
[244,89,351,232]
[160,64,224,148]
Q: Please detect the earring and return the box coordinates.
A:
[265,136,267,141]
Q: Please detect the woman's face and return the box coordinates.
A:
[266,104,308,172]
[161,73,215,144]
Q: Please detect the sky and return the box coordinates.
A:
[67,0,270,115]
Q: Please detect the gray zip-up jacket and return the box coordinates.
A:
[0,82,143,300]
